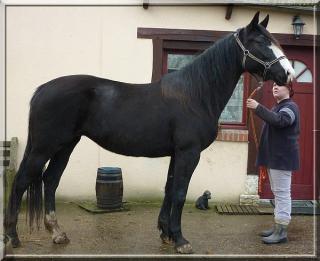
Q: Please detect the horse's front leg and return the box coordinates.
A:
[158,156,175,244]
[170,147,200,254]
[43,140,78,244]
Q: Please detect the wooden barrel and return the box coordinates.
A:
[96,167,123,209]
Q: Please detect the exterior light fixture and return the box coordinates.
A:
[292,15,305,39]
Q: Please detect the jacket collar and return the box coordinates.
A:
[277,98,291,105]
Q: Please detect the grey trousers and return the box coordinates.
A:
[268,168,292,225]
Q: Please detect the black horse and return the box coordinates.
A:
[5,12,294,254]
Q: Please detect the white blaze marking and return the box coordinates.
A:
[269,43,295,82]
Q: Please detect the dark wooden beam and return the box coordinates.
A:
[151,38,163,82]
[225,4,233,20]
[137,27,319,47]
[138,27,230,43]
[163,40,211,51]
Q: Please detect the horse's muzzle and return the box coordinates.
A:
[287,72,295,85]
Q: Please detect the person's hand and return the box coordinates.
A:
[246,99,259,110]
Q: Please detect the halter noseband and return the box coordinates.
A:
[234,32,286,81]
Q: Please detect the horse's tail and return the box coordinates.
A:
[5,85,47,235]
[8,125,43,232]
[25,141,43,232]
[26,174,43,231]
[25,107,44,231]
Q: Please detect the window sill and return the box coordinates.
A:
[216,129,248,142]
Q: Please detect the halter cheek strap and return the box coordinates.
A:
[234,32,286,81]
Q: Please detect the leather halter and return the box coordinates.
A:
[234,32,286,81]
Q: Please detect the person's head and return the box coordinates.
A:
[272,82,294,102]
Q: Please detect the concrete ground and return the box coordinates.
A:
[6,200,316,258]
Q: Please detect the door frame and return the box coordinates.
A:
[247,43,318,200]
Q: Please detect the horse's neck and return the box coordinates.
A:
[191,36,243,119]
[212,56,243,119]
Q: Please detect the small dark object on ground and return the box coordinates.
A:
[195,190,211,210]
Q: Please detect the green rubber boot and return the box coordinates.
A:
[260,225,275,237]
[262,223,288,244]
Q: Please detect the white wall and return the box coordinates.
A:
[5,6,314,202]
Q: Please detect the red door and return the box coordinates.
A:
[260,46,315,200]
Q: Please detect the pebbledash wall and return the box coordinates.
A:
[6,5,314,202]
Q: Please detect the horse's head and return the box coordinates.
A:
[236,12,295,86]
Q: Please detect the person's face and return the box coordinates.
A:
[272,83,290,101]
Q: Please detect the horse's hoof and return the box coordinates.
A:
[2,236,13,254]
[4,241,13,254]
[160,233,173,245]
[10,237,21,248]
[175,243,193,254]
[53,232,70,244]
[44,222,53,233]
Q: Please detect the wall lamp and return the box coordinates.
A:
[292,15,305,39]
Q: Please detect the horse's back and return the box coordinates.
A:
[82,78,175,157]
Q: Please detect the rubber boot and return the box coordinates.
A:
[260,225,275,237]
[262,223,288,244]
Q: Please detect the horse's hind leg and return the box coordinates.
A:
[42,138,79,244]
[158,156,175,244]
[5,151,49,247]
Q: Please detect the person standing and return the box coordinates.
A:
[247,82,300,244]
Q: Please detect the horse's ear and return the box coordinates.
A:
[260,14,269,28]
[247,11,260,31]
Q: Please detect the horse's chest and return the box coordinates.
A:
[200,126,218,150]
[177,116,218,150]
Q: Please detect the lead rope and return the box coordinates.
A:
[234,31,272,194]
[248,84,268,194]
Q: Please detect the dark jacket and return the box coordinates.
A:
[255,98,300,171]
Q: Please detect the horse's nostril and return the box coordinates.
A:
[287,71,290,75]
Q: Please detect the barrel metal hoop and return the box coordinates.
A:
[98,173,122,177]
[96,180,123,184]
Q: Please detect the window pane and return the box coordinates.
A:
[297,69,312,83]
[289,60,293,67]
[293,60,307,76]
[219,75,244,123]
[167,53,244,124]
[167,54,196,73]
[290,59,313,83]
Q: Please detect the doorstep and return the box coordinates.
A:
[216,200,320,215]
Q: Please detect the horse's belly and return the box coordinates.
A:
[87,131,173,158]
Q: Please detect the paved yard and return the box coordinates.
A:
[5,200,316,258]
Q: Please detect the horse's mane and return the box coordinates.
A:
[161,33,242,117]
